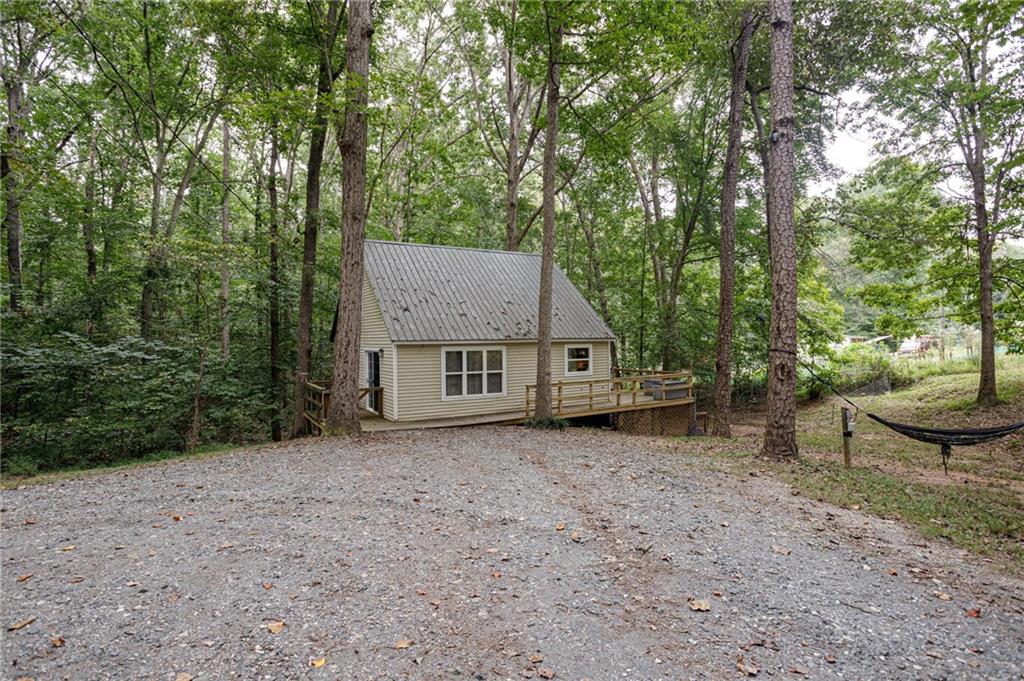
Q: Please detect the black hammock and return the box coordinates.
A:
[797,357,1024,473]
[864,413,1024,473]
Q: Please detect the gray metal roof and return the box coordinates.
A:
[364,240,615,343]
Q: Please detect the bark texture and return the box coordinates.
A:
[326,0,373,435]
[220,118,231,359]
[268,122,282,442]
[2,37,26,312]
[293,0,341,437]
[533,12,562,420]
[712,10,755,438]
[763,0,799,459]
[966,43,997,406]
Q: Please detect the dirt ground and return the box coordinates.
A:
[2,426,1022,680]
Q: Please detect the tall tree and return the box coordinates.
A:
[268,120,283,442]
[863,0,1023,405]
[326,0,373,434]
[532,2,562,420]
[712,9,756,437]
[220,117,231,359]
[2,5,57,312]
[293,0,342,437]
[762,0,798,459]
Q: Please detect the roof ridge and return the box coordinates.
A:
[365,239,542,257]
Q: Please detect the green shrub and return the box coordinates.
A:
[1,333,268,474]
[525,416,570,430]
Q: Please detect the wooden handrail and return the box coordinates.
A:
[525,370,694,418]
[526,370,692,391]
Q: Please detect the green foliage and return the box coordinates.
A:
[1,333,268,475]
[525,416,569,430]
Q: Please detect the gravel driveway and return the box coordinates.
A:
[3,426,1022,680]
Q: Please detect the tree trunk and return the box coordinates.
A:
[969,44,997,406]
[268,122,283,442]
[3,77,24,311]
[220,118,231,359]
[712,10,755,438]
[747,82,773,258]
[293,0,341,437]
[763,0,799,459]
[141,140,166,340]
[505,135,520,250]
[578,203,616,368]
[533,12,562,421]
[83,128,99,335]
[973,173,997,405]
[326,0,373,435]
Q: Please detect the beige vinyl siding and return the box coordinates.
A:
[359,273,396,420]
[395,340,611,422]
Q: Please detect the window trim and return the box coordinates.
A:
[441,346,507,401]
[565,343,593,376]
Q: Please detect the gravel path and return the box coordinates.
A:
[3,426,1022,680]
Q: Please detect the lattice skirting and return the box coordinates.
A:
[615,403,696,436]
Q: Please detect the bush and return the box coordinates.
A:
[525,416,570,430]
[1,333,268,474]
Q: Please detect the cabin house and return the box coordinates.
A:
[304,240,698,433]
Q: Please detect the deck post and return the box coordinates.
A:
[557,383,563,415]
[588,382,593,410]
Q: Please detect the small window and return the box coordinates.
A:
[443,347,505,398]
[566,345,592,375]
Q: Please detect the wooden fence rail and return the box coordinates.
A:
[525,370,694,419]
[302,381,382,435]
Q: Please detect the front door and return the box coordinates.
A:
[366,350,381,413]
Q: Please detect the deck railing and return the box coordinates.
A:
[525,370,694,418]
[302,380,382,434]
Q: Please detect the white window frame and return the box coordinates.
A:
[441,346,507,400]
[565,344,593,376]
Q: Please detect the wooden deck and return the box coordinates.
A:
[302,370,696,434]
[525,370,695,419]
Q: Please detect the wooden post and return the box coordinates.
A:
[525,386,531,417]
[588,381,593,410]
[557,383,563,414]
[841,407,852,468]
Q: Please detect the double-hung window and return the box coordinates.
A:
[565,345,592,376]
[444,347,505,398]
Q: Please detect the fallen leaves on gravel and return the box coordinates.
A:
[15,573,32,582]
[395,638,415,649]
[736,656,759,676]
[266,621,285,634]
[538,668,554,679]
[688,599,710,612]
[262,582,273,590]
[528,654,543,663]
[174,673,192,681]
[934,591,952,601]
[965,608,982,618]
[788,664,810,674]
[60,545,76,552]
[771,545,791,556]
[554,522,565,531]
[570,531,582,543]
[824,653,836,663]
[310,657,326,668]
[50,636,64,648]
[7,617,35,631]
